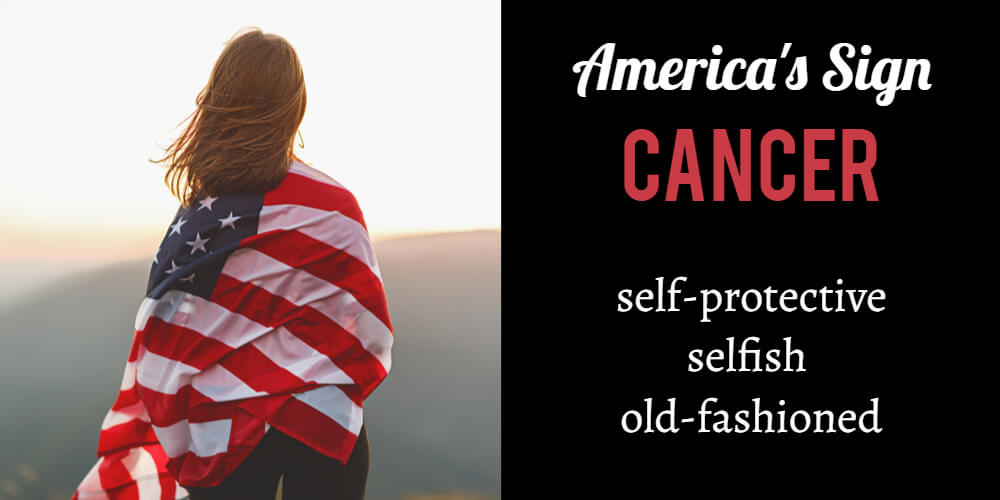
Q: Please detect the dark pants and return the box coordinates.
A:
[186,425,369,500]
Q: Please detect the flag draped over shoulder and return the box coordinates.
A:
[73,160,393,499]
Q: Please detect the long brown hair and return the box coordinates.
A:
[152,27,307,208]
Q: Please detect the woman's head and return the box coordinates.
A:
[154,27,307,207]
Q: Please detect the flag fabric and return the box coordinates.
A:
[73,159,394,499]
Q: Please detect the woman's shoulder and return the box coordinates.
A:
[281,159,366,223]
[288,158,349,192]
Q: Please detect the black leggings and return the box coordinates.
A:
[186,425,369,500]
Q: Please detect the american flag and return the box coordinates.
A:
[73,159,393,499]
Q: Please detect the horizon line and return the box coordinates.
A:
[0,226,501,264]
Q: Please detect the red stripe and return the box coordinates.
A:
[165,451,228,489]
[145,444,178,499]
[189,390,324,426]
[137,384,275,426]
[210,273,385,402]
[136,384,191,427]
[98,449,140,500]
[234,392,295,422]
[338,384,364,406]
[159,475,177,500]
[218,343,313,395]
[133,381,320,427]
[97,419,158,456]
[227,410,266,453]
[263,171,366,228]
[128,331,144,362]
[268,395,357,463]
[188,391,249,423]
[162,394,358,487]
[141,316,234,370]
[235,228,392,332]
[111,385,141,411]
[161,409,269,488]
[122,315,234,423]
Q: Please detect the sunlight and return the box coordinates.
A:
[0,0,500,264]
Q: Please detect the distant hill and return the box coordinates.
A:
[0,230,500,500]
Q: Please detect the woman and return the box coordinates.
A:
[73,28,393,500]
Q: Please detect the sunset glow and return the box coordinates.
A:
[0,1,500,265]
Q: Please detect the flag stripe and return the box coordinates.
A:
[267,393,358,462]
[98,450,140,500]
[131,447,162,499]
[103,401,150,430]
[236,229,392,331]
[262,171,366,228]
[289,161,347,190]
[222,247,392,366]
[193,364,270,402]
[210,273,386,399]
[145,445,183,499]
[110,384,141,412]
[135,349,200,396]
[77,458,112,500]
[141,317,234,371]
[153,419,233,459]
[218,342,311,395]
[135,291,272,349]
[293,384,364,435]
[137,384,192,427]
[250,325,358,386]
[257,204,381,279]
[97,418,158,456]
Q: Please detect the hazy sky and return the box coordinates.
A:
[0,0,499,268]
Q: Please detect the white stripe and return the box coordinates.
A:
[224,248,393,368]
[73,446,162,500]
[258,204,382,280]
[120,361,137,391]
[130,447,162,499]
[136,349,199,395]
[101,401,150,430]
[75,458,111,499]
[293,385,363,435]
[153,419,232,458]
[192,363,269,402]
[136,343,272,407]
[137,357,267,418]
[251,326,358,385]
[152,420,197,458]
[190,419,233,457]
[74,447,169,500]
[137,345,271,409]
[135,296,159,331]
[135,289,274,349]
[289,160,346,189]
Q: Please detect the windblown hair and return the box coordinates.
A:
[152,27,307,208]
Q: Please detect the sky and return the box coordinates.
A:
[0,0,500,276]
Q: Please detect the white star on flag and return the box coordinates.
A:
[153,246,160,265]
[169,217,187,237]
[218,211,241,230]
[180,273,196,283]
[186,232,210,254]
[198,196,219,211]
[164,260,181,274]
